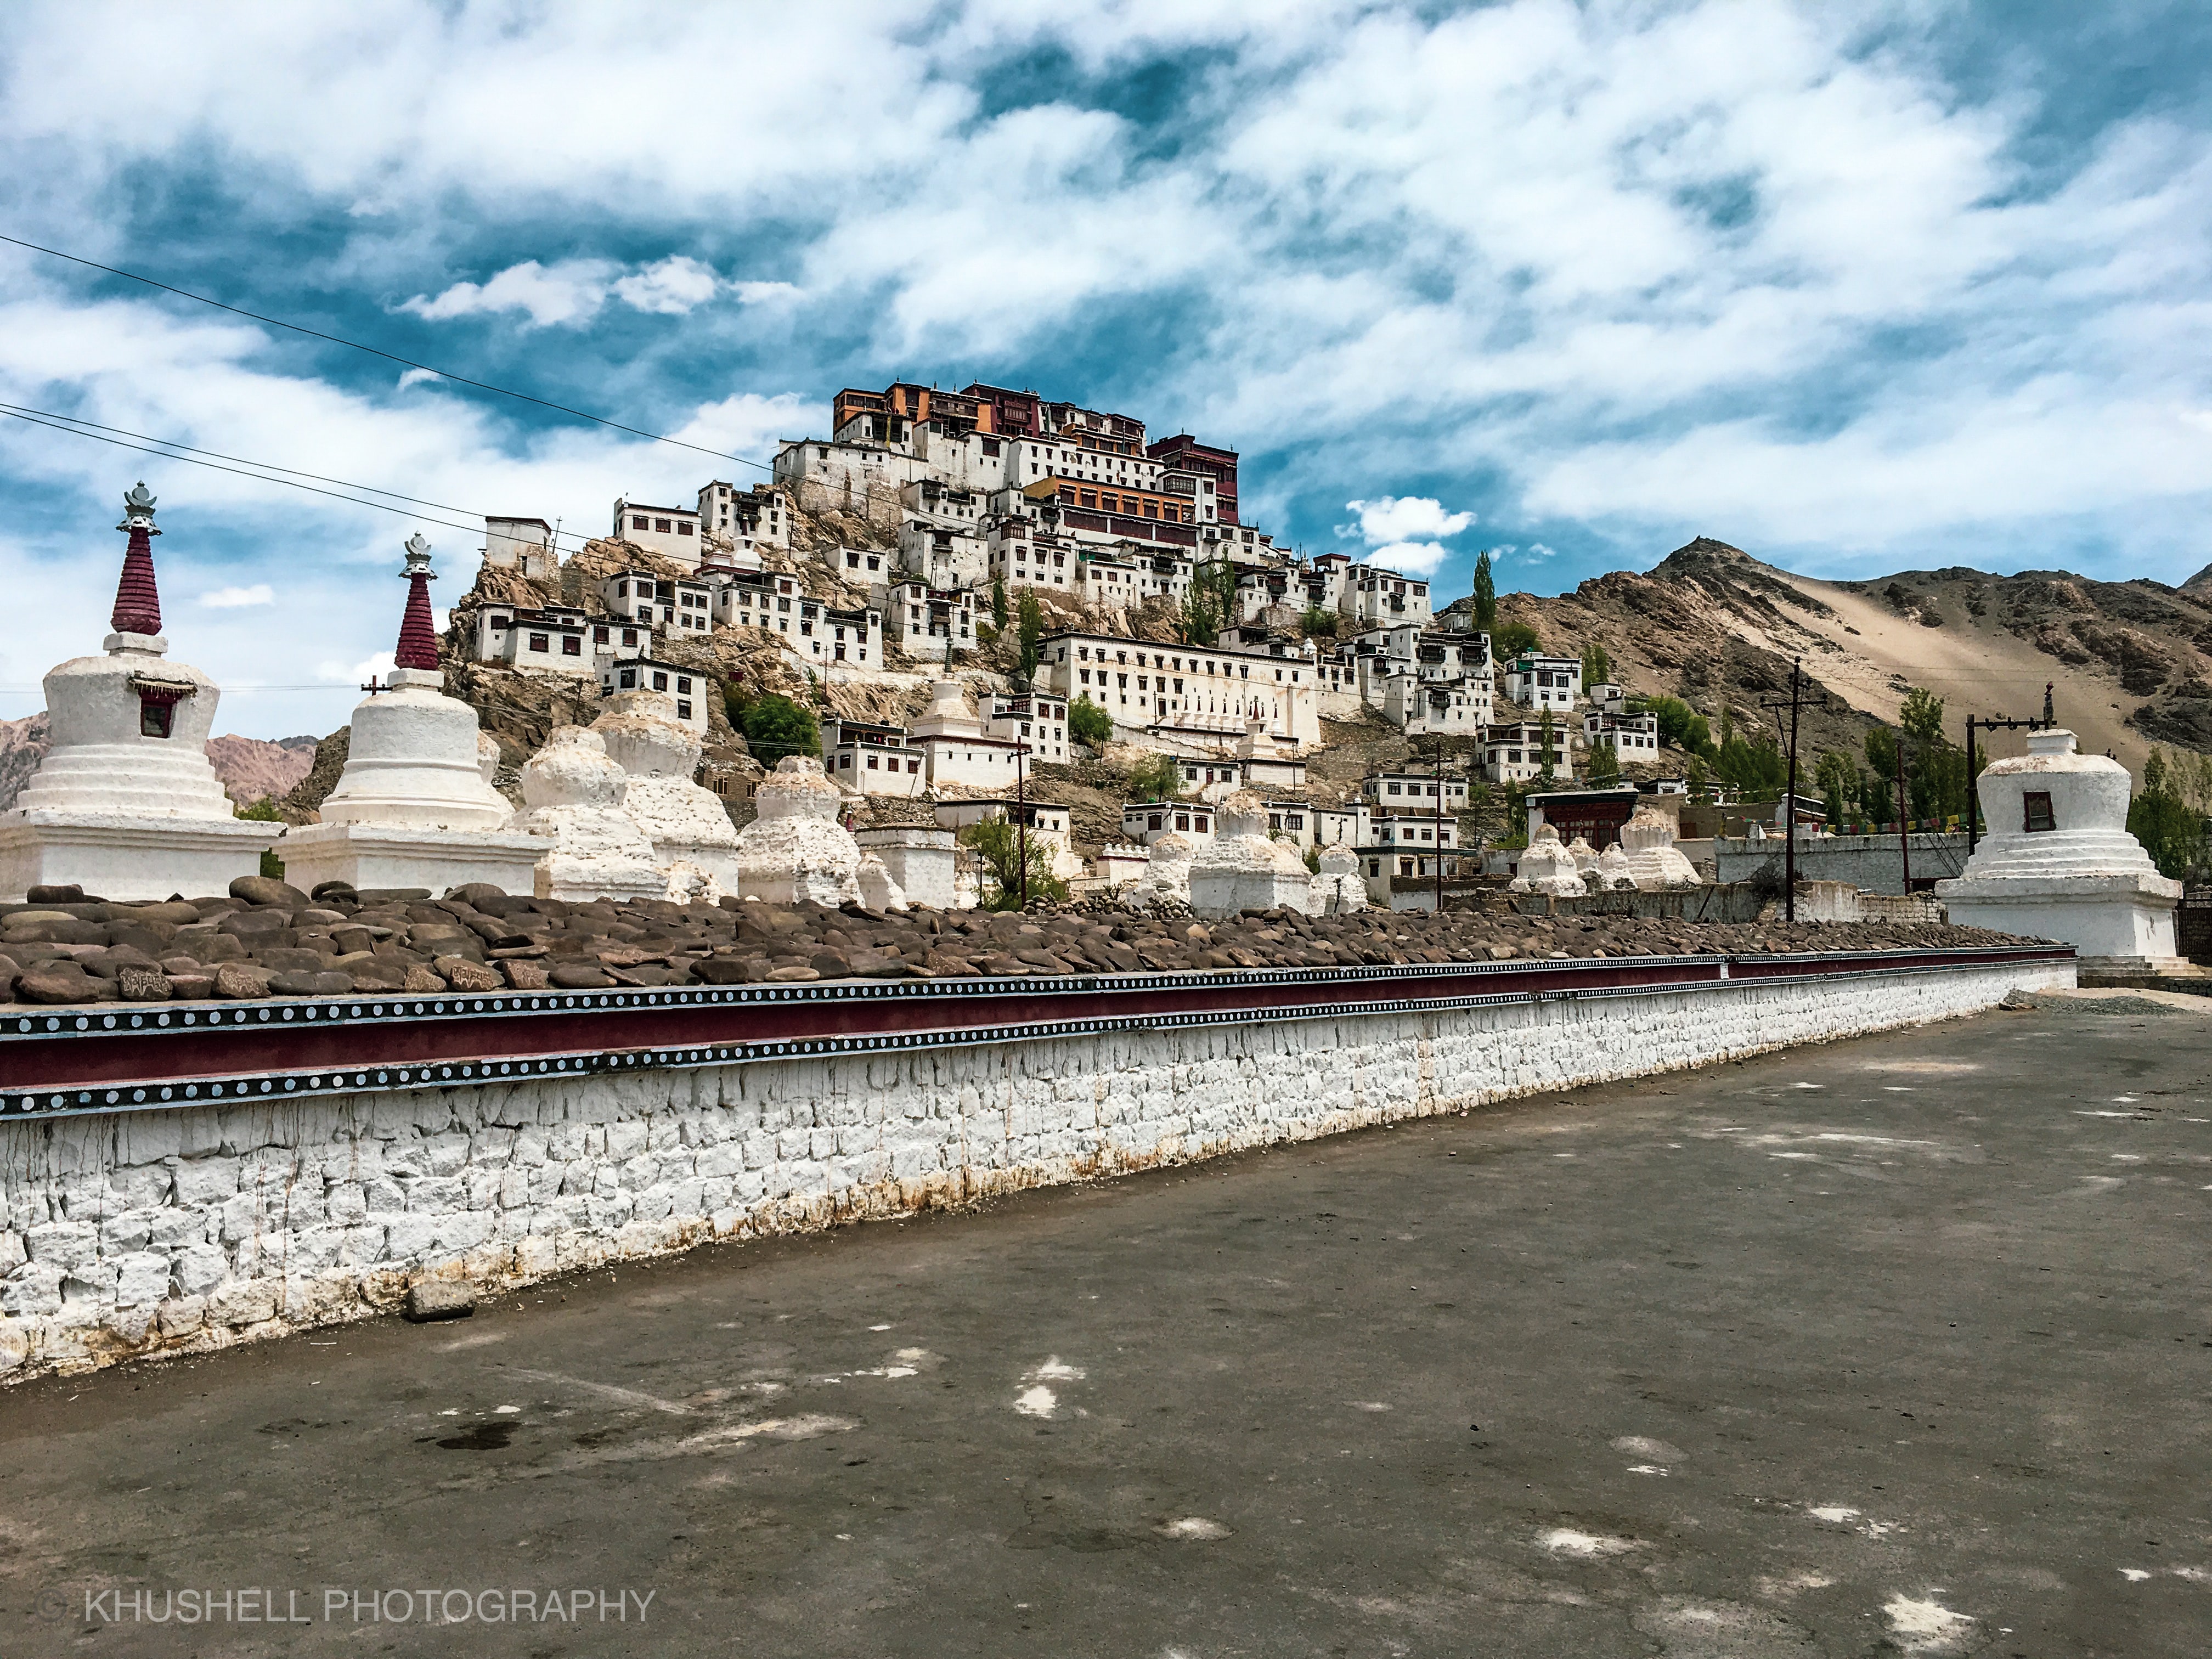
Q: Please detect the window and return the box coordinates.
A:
[138,696,173,738]
[489,613,510,630]
[619,668,637,689]
[623,629,639,647]
[594,627,609,644]
[2023,791,2057,833]
[528,633,550,653]
[652,672,669,691]
[676,699,692,721]
[677,522,692,536]
[631,516,647,531]
[561,636,582,656]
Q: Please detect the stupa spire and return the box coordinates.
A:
[394,531,441,671]
[110,481,163,636]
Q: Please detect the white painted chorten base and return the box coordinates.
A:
[1939,874,2185,973]
[275,822,547,900]
[0,814,275,904]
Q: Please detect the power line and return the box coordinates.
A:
[0,232,775,476]
[0,405,499,545]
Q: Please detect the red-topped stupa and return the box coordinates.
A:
[277,532,543,899]
[0,483,275,901]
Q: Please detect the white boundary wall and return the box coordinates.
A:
[0,957,2070,1380]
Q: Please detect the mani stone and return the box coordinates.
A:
[278,535,544,899]
[1510,823,1589,897]
[732,757,861,907]
[1188,791,1318,918]
[1618,803,1704,891]
[512,727,665,904]
[1936,727,2185,972]
[0,483,273,902]
[591,689,738,895]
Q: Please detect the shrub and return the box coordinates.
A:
[1068,695,1112,747]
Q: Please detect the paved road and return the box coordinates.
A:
[4,991,2210,1657]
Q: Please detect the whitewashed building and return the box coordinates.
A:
[612,497,704,567]
[984,691,1069,763]
[600,571,714,637]
[597,657,709,732]
[482,515,556,580]
[472,604,649,675]
[1584,707,1661,761]
[1503,653,1583,713]
[879,579,976,655]
[1484,719,1576,784]
[822,717,926,798]
[1037,631,1322,751]
[1121,800,1217,846]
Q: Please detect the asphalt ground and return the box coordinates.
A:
[2,989,2209,1657]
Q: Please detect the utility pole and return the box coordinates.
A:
[1434,732,1446,915]
[1759,658,1805,923]
[1895,739,1912,893]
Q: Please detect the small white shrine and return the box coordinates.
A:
[1936,729,2184,970]
[279,534,543,897]
[1509,823,1588,897]
[591,687,739,893]
[512,727,664,902]
[1617,802,1704,891]
[854,826,961,910]
[1187,791,1315,917]
[1133,832,1196,908]
[732,757,862,906]
[0,485,274,901]
[1312,845,1367,915]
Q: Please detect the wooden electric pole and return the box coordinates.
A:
[1760,659,1805,923]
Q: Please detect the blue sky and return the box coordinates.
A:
[1,0,2207,737]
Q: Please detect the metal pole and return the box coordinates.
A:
[1895,739,1912,893]
[1434,733,1445,915]
[1781,661,1799,922]
[1965,715,1977,857]
[1017,746,1029,910]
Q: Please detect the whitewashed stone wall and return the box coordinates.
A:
[0,958,2070,1380]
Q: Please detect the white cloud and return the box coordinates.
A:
[199,583,273,607]
[1367,541,1449,577]
[401,259,617,328]
[611,256,723,316]
[1342,496,1476,546]
[400,255,731,329]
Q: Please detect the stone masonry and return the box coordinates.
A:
[0,955,2071,1381]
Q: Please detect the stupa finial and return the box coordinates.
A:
[110,480,163,636]
[394,531,441,671]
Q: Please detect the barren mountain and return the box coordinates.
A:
[1491,538,2212,774]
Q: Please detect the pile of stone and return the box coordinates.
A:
[0,876,2035,1006]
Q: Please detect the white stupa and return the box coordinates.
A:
[512,727,664,902]
[732,756,862,906]
[1618,803,1703,890]
[279,533,544,897]
[1509,823,1587,896]
[1312,844,1367,914]
[0,484,275,901]
[1188,789,1317,916]
[591,687,739,891]
[1936,729,2183,970]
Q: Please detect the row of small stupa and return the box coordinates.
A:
[0,488,930,909]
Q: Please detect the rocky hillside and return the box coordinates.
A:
[1490,538,2212,775]
[0,714,319,812]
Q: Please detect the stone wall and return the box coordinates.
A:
[0,956,2070,1381]
[1716,832,1968,894]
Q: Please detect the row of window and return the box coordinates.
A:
[629,515,695,537]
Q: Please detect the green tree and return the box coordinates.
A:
[2128,745,2209,879]
[233,794,283,822]
[1900,686,1946,746]
[1300,605,1338,637]
[1714,716,1787,795]
[1537,707,1557,784]
[1493,619,1541,659]
[1471,549,1497,634]
[1638,695,1713,758]
[740,693,820,763]
[1016,591,1044,682]
[1581,641,1612,689]
[1128,750,1185,802]
[958,818,1069,911]
[1180,557,1240,645]
[1814,749,1858,827]
[991,577,1009,631]
[1068,693,1112,748]
[1585,736,1621,787]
